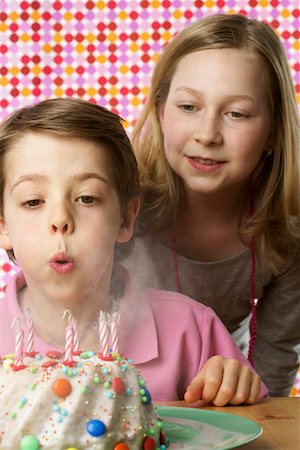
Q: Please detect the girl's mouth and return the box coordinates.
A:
[187,156,226,172]
[192,157,221,165]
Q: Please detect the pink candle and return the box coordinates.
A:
[110,312,120,354]
[64,322,74,363]
[62,310,74,364]
[11,318,25,368]
[26,309,34,353]
[72,319,80,352]
[98,311,110,357]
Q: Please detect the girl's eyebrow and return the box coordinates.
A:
[174,86,257,104]
[10,172,109,193]
[174,86,255,102]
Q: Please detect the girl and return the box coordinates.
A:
[119,14,300,398]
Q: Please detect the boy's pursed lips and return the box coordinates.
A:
[48,252,75,274]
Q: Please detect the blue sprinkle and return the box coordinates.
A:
[141,387,152,404]
[104,391,113,399]
[86,419,106,437]
[125,387,133,396]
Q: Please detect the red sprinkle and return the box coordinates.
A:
[143,437,156,450]
[97,352,113,361]
[160,430,167,445]
[11,364,27,372]
[25,351,39,358]
[112,377,126,394]
[42,360,58,368]
[46,350,63,359]
[63,360,77,367]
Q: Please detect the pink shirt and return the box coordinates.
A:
[0,270,268,401]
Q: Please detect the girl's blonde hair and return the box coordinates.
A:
[132,13,300,274]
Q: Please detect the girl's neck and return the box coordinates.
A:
[182,185,249,225]
[164,188,249,261]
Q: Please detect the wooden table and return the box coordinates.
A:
[156,397,299,449]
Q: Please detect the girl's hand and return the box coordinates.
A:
[184,355,261,406]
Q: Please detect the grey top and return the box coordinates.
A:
[118,234,300,396]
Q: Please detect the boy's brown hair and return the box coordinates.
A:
[0,98,141,211]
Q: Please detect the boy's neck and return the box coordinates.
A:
[18,285,110,352]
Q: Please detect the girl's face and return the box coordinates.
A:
[0,133,136,304]
[160,48,272,198]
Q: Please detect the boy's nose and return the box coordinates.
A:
[51,222,70,233]
[50,207,74,234]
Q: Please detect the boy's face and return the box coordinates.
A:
[0,132,137,303]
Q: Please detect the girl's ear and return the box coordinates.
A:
[0,217,13,250]
[117,197,141,243]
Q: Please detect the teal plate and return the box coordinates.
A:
[156,406,262,449]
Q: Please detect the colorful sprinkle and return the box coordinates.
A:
[46,350,63,359]
[86,419,106,437]
[143,436,156,450]
[112,377,126,394]
[19,434,40,450]
[114,443,129,450]
[53,378,72,398]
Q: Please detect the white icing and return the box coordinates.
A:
[0,352,163,449]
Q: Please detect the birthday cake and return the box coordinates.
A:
[0,351,168,449]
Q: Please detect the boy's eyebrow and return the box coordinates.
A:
[10,174,47,193]
[10,172,109,193]
[72,172,109,184]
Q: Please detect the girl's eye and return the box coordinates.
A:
[179,104,197,112]
[23,199,43,208]
[229,111,247,118]
[78,195,97,205]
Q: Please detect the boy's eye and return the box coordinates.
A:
[23,199,43,208]
[78,195,97,204]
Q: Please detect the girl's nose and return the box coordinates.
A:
[194,114,223,146]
